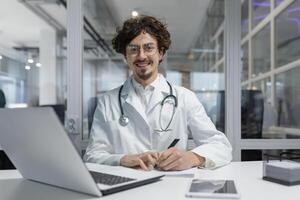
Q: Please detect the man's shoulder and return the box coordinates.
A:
[173,85,196,96]
[98,86,121,101]
[173,85,200,106]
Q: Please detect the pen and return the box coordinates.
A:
[155,139,180,168]
[168,138,180,149]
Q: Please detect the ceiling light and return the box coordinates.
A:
[36,63,42,67]
[131,11,139,17]
[27,58,34,63]
[25,65,31,70]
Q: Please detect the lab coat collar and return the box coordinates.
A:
[120,77,149,126]
[120,74,172,121]
[120,74,170,100]
[147,74,171,114]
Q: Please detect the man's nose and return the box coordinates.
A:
[137,48,147,59]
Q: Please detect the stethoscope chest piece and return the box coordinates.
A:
[119,115,129,126]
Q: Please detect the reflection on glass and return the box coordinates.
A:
[0,56,27,105]
[251,78,277,137]
[218,32,224,59]
[251,78,271,103]
[252,0,271,28]
[210,41,216,67]
[83,59,127,139]
[252,23,271,77]
[275,0,300,67]
[207,0,224,36]
[242,84,248,90]
[218,63,224,73]
[241,0,249,37]
[275,0,284,7]
[275,67,300,129]
[166,71,182,86]
[241,43,249,81]
[241,90,264,139]
[191,72,225,133]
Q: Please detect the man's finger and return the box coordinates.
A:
[140,154,157,170]
[162,158,182,171]
[159,151,180,168]
[158,147,176,163]
[149,152,160,160]
[137,159,149,171]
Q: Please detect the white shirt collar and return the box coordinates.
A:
[131,74,161,95]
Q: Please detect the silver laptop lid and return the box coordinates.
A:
[0,107,102,197]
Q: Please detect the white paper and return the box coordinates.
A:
[151,167,197,177]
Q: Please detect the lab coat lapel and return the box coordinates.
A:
[147,76,170,114]
[120,79,149,126]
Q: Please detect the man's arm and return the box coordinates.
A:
[84,98,125,165]
[120,152,159,171]
[186,91,232,169]
[157,89,232,171]
[84,97,158,170]
[157,147,205,171]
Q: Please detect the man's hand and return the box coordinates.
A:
[120,152,159,171]
[157,147,205,171]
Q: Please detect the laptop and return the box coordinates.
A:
[0,107,163,196]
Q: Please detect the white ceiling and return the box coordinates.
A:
[105,0,210,54]
[0,0,211,56]
[0,0,51,49]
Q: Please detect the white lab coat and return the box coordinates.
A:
[84,75,232,168]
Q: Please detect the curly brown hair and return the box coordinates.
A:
[112,15,171,56]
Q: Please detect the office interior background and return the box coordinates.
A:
[1,0,300,169]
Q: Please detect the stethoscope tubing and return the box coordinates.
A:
[118,80,177,131]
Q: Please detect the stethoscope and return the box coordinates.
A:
[118,80,178,132]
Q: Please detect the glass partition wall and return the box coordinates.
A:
[0,0,67,109]
[240,0,300,160]
[0,0,67,169]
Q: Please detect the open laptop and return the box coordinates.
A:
[0,107,163,196]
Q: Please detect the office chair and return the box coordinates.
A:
[241,90,264,139]
[207,90,264,138]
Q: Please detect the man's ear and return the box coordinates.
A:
[159,51,164,62]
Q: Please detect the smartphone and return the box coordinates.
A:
[185,179,240,199]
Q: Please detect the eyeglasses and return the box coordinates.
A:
[126,43,158,56]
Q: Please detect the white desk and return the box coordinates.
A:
[0,161,299,200]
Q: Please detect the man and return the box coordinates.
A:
[84,15,232,171]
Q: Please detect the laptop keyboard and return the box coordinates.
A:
[89,171,136,186]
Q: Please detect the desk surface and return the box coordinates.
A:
[0,161,299,200]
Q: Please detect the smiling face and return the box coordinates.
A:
[125,31,163,87]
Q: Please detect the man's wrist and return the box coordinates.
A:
[120,155,130,166]
[190,152,205,167]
